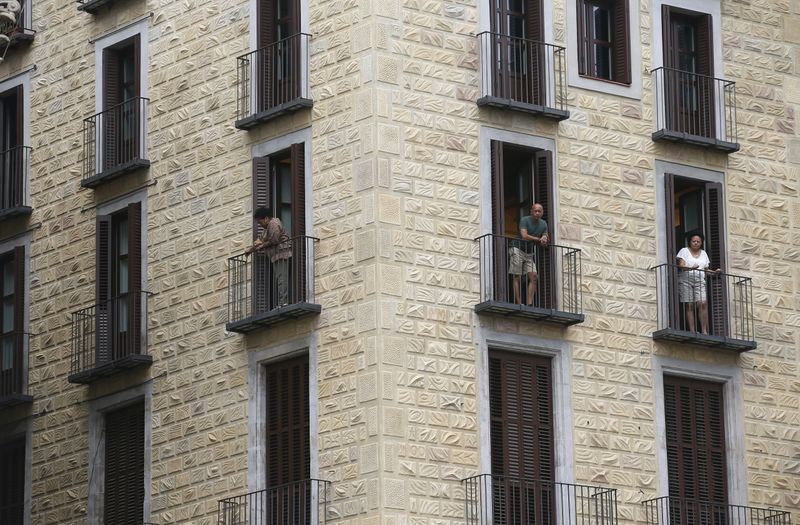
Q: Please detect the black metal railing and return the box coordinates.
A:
[463,474,618,525]
[478,31,568,114]
[652,67,738,146]
[83,97,149,182]
[218,479,331,525]
[70,290,150,378]
[643,497,792,525]
[228,236,318,324]
[0,145,31,213]
[476,234,582,314]
[0,330,27,400]
[652,263,754,344]
[236,33,311,123]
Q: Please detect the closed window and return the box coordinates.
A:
[577,0,630,84]
[104,401,145,525]
[102,35,143,170]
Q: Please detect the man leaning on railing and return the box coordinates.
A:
[245,207,292,307]
[511,202,549,306]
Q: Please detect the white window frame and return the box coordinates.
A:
[87,382,153,525]
[566,0,642,98]
[652,355,747,504]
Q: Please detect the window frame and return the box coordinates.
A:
[576,0,631,85]
[0,73,30,216]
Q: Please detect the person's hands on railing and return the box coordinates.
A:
[540,233,549,246]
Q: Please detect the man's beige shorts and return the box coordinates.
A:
[508,247,537,275]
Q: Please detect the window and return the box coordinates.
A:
[265,354,310,520]
[96,202,143,362]
[489,350,554,524]
[664,375,727,506]
[490,140,554,308]
[0,436,24,524]
[665,174,726,335]
[102,35,143,172]
[252,143,305,311]
[256,0,302,113]
[661,6,714,137]
[104,401,145,525]
[0,85,29,217]
[577,0,630,84]
[0,247,24,401]
[491,0,545,105]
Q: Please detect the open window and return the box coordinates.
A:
[0,246,28,406]
[576,0,630,84]
[0,85,31,219]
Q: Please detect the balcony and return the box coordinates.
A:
[69,291,151,384]
[0,0,34,47]
[82,97,150,189]
[652,67,739,153]
[0,146,32,221]
[0,331,32,407]
[651,263,756,352]
[218,479,331,525]
[235,33,312,130]
[463,474,618,525]
[477,32,569,120]
[643,497,792,525]
[475,234,584,325]
[227,236,320,333]
[76,0,124,14]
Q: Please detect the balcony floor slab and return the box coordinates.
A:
[477,96,570,121]
[81,158,150,189]
[652,129,740,153]
[68,354,153,384]
[0,205,32,221]
[475,300,584,326]
[653,328,756,352]
[0,393,33,408]
[235,98,313,130]
[227,302,321,333]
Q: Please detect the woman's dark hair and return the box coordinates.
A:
[687,232,704,245]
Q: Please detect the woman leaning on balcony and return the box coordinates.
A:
[676,233,721,335]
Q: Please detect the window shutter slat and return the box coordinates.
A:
[96,215,112,364]
[612,0,631,84]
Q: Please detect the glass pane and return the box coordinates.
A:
[119,259,129,295]
[278,0,289,18]
[595,45,612,79]
[509,15,525,39]
[3,260,12,295]
[117,218,129,257]
[2,336,12,370]
[677,24,695,54]
[508,0,523,13]
[592,5,611,41]
[3,298,12,331]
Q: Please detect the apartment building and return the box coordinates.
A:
[0,0,797,522]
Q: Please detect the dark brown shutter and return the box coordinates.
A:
[696,14,714,137]
[96,214,112,364]
[266,354,310,523]
[490,351,554,524]
[576,0,588,76]
[0,437,25,525]
[664,376,728,506]
[490,141,508,303]
[127,202,143,355]
[612,0,631,84]
[534,150,554,309]
[103,47,119,170]
[253,156,271,236]
[104,401,145,525]
[664,173,680,329]
[661,6,679,132]
[12,86,23,198]
[12,246,24,395]
[662,6,675,69]
[526,0,545,105]
[252,156,271,313]
[258,0,276,49]
[131,35,142,162]
[291,143,306,303]
[704,182,727,336]
[257,0,276,112]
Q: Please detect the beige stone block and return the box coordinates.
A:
[377,123,400,154]
[784,16,800,43]
[378,193,402,225]
[383,407,405,437]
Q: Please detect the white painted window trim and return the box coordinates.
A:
[87,382,153,525]
[651,355,747,505]
[252,127,314,236]
[566,0,642,99]
[0,420,32,525]
[248,334,320,520]
[475,327,575,485]
[0,72,31,207]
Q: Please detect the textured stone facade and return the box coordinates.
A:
[0,0,797,523]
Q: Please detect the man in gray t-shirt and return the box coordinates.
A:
[508,202,549,305]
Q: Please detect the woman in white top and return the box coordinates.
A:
[676,233,720,334]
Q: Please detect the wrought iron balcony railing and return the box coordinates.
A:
[652,67,739,152]
[643,497,792,525]
[218,479,331,525]
[82,97,150,188]
[0,145,32,220]
[235,33,312,129]
[477,31,569,119]
[69,290,151,384]
[475,234,583,325]
[651,263,755,351]
[227,236,320,333]
[463,474,618,525]
[0,330,32,407]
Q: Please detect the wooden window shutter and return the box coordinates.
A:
[534,150,555,309]
[253,156,271,236]
[96,214,112,364]
[258,0,276,49]
[612,0,631,84]
[526,0,545,105]
[290,143,305,238]
[0,437,25,525]
[265,354,310,487]
[252,156,271,314]
[490,141,508,303]
[490,141,504,235]
[696,14,714,137]
[695,14,713,77]
[664,376,728,505]
[661,6,675,69]
[127,202,143,354]
[664,173,680,329]
[132,34,142,100]
[12,85,22,147]
[104,401,145,525]
[12,246,25,390]
[576,0,588,76]
[704,182,727,336]
[103,47,119,110]
[103,46,120,169]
